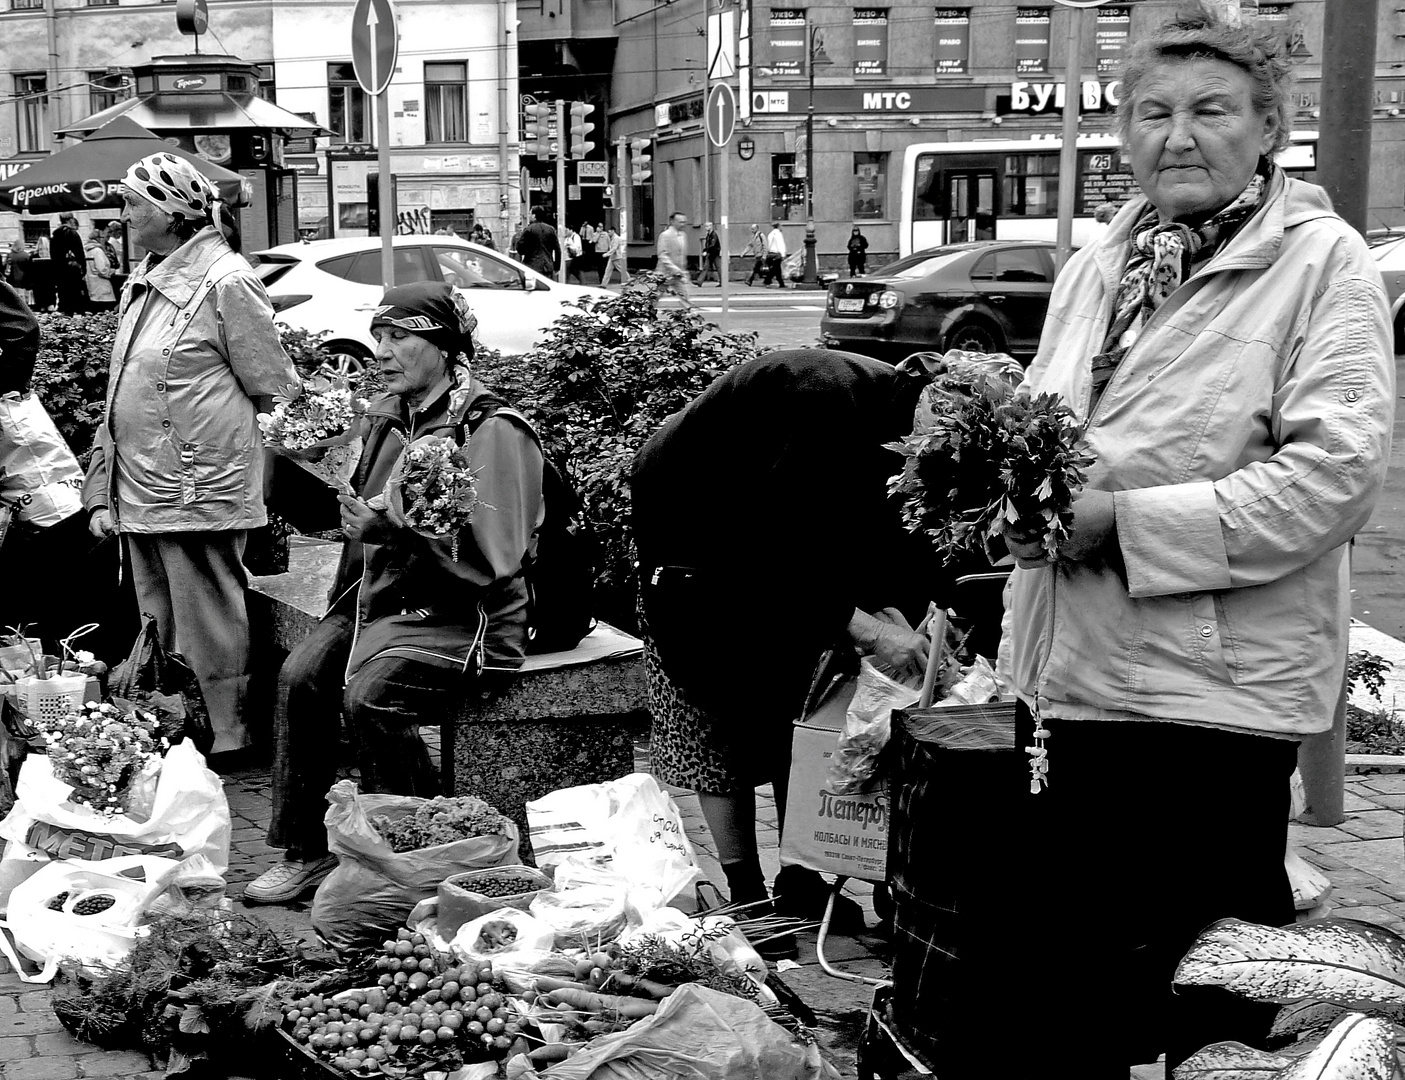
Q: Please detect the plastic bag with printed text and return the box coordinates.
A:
[526,774,699,915]
[0,739,230,915]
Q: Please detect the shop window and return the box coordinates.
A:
[934,8,970,75]
[15,73,46,153]
[1003,153,1059,217]
[630,183,653,244]
[9,0,42,9]
[771,153,804,221]
[86,0,118,6]
[852,152,887,219]
[88,70,131,115]
[327,63,369,145]
[425,62,469,143]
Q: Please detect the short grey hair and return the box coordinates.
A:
[1117,2,1294,155]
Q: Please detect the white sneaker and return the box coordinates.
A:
[243,855,337,904]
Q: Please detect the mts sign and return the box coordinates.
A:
[862,91,912,110]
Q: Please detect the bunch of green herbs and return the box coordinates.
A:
[369,794,511,852]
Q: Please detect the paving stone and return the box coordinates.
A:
[1332,885,1397,907]
[1322,839,1405,890]
[16,995,50,1016]
[0,1012,64,1037]
[1360,791,1405,810]
[1301,826,1369,846]
[0,1040,34,1063]
[1299,848,1351,871]
[1357,774,1405,794]
[1325,866,1402,889]
[1337,811,1405,841]
[32,1032,86,1056]
[232,839,282,858]
[74,1051,153,1077]
[3,1057,79,1080]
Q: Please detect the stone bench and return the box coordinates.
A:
[247,537,649,851]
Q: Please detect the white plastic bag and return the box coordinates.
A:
[4,854,182,977]
[526,774,698,913]
[451,907,556,964]
[827,658,922,795]
[620,906,771,998]
[529,884,630,950]
[937,655,1001,706]
[0,739,231,914]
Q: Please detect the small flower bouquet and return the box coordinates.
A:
[386,435,486,561]
[33,702,168,817]
[257,374,369,495]
[887,360,1095,564]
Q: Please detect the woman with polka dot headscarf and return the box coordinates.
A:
[82,151,299,761]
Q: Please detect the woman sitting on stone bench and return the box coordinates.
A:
[246,281,545,905]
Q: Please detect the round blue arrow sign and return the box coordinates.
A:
[351,0,399,97]
[706,82,737,148]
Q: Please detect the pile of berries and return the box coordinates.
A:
[283,928,527,1075]
[46,892,69,912]
[466,872,546,899]
[71,895,115,917]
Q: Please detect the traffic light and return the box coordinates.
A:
[523,102,552,158]
[630,138,652,183]
[568,101,596,160]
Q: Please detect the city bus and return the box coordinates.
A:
[898,131,1318,256]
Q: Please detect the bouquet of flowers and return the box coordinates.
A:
[386,435,487,561]
[257,373,369,494]
[33,702,168,816]
[887,359,1095,564]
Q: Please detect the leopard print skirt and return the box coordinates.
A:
[642,634,795,796]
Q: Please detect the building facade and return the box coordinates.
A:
[0,0,520,253]
[612,0,1405,271]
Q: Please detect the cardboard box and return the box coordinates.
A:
[778,677,890,882]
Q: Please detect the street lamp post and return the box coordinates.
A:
[803,25,828,284]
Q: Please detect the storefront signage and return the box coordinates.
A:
[655,103,671,127]
[577,160,608,186]
[1002,79,1122,114]
[768,10,808,76]
[749,85,986,114]
[1096,7,1131,76]
[853,9,888,77]
[738,136,755,160]
[1015,8,1050,76]
[933,9,969,75]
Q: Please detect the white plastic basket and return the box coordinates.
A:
[16,674,86,724]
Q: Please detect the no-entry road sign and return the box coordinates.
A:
[351,0,399,96]
[706,82,737,148]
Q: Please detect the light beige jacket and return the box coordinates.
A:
[83,228,296,533]
[1006,171,1395,737]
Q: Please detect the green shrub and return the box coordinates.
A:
[475,272,758,629]
[30,310,119,462]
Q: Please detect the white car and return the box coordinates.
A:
[251,235,609,362]
[1369,234,1405,353]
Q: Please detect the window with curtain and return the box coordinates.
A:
[425,62,469,143]
[16,73,46,153]
[328,64,370,145]
[88,70,131,115]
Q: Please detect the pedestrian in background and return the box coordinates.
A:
[592,222,612,282]
[5,241,33,306]
[601,227,630,286]
[847,225,869,277]
[695,221,722,286]
[50,212,87,314]
[656,211,691,304]
[515,206,560,280]
[764,221,787,288]
[743,224,766,286]
[83,227,116,311]
[84,152,298,759]
[563,225,584,283]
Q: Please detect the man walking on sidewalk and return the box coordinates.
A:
[656,211,691,304]
[695,222,722,286]
[743,224,766,286]
[764,221,787,289]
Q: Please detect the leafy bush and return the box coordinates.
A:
[1343,650,1402,755]
[30,310,119,462]
[475,272,758,629]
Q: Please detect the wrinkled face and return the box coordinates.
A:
[1127,58,1277,221]
[119,187,173,251]
[371,327,448,400]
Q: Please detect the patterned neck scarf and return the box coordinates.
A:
[1089,163,1271,408]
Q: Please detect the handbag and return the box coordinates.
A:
[0,392,82,529]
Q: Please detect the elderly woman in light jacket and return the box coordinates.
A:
[928,8,1394,1080]
[83,153,297,757]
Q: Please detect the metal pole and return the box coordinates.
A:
[377,89,393,287]
[1316,0,1377,234]
[555,99,567,284]
[617,136,629,250]
[719,139,730,328]
[806,26,815,223]
[497,0,512,243]
[1054,6,1082,272]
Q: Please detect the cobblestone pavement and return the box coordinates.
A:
[1,744,1401,1077]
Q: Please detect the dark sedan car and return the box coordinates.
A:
[820,241,1057,362]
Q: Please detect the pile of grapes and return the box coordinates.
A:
[282,928,527,1075]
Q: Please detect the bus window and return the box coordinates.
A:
[1004,153,1060,218]
[914,154,941,220]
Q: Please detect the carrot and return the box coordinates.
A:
[583,1018,632,1035]
[534,976,597,995]
[546,987,661,1019]
[529,1044,572,1065]
[608,972,676,999]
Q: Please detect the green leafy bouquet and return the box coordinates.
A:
[257,372,369,495]
[35,702,167,816]
[886,363,1095,564]
[386,435,487,562]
